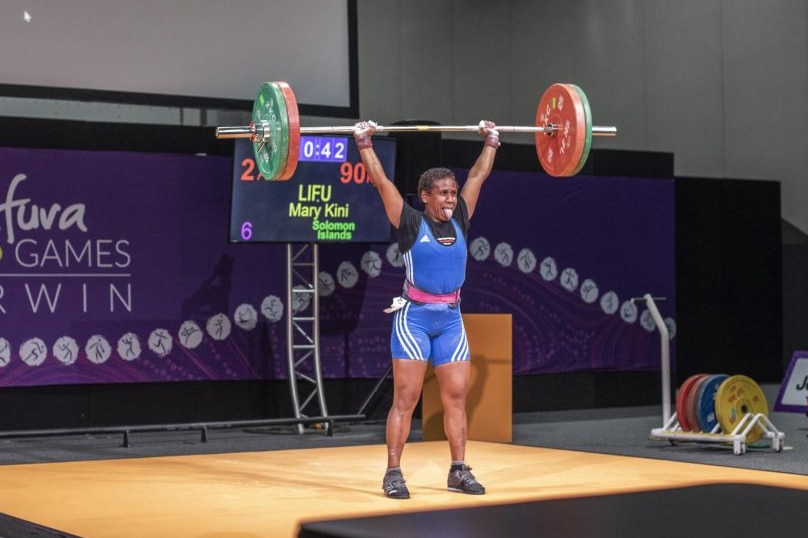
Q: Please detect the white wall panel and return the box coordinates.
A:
[644,0,725,177]
[355,0,808,232]
[721,0,808,231]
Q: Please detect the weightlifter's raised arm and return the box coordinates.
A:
[353,121,404,229]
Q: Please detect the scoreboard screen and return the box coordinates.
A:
[229,136,396,243]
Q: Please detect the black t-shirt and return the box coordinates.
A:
[396,196,470,254]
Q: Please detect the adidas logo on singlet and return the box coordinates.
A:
[419,235,431,243]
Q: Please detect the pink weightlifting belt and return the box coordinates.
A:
[403,281,461,304]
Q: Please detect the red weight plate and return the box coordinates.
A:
[275,81,300,181]
[535,83,587,177]
[675,374,708,432]
[685,374,711,433]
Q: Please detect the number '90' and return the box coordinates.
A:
[340,162,369,184]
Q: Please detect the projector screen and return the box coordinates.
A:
[0,0,357,116]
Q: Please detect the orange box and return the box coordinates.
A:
[422,313,512,443]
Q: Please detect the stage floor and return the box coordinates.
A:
[1,440,807,537]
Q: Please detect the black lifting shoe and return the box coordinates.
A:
[382,468,411,499]
[447,464,486,495]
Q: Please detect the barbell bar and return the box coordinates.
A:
[215,81,617,180]
[216,123,618,137]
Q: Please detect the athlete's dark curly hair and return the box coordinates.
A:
[417,167,456,194]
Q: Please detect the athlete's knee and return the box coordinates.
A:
[440,386,467,408]
[392,387,421,412]
[392,374,424,410]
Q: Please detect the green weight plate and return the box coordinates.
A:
[715,375,768,443]
[569,84,593,175]
[535,83,588,177]
[251,81,300,181]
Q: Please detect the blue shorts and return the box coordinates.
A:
[391,301,470,366]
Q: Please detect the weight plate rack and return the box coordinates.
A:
[635,294,785,455]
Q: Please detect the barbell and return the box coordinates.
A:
[215,81,617,180]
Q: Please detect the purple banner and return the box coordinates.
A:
[317,170,677,377]
[0,147,675,386]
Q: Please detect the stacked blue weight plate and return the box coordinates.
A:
[694,373,729,433]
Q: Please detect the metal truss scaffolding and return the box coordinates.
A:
[286,243,330,434]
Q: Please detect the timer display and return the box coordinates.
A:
[299,136,348,162]
[229,136,397,243]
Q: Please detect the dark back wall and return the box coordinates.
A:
[674,177,783,384]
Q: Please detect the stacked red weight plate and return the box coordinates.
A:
[675,374,709,431]
[535,83,592,177]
